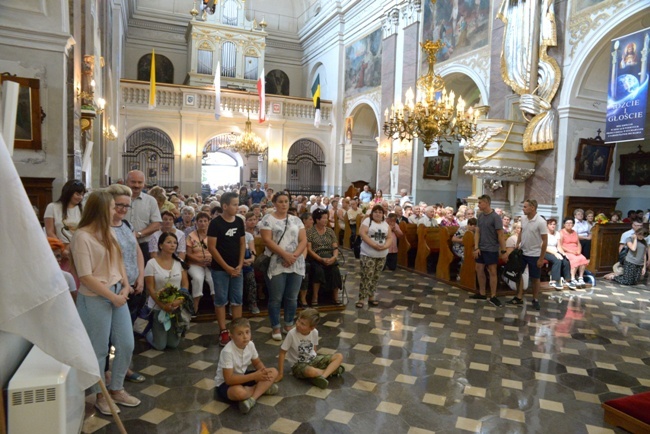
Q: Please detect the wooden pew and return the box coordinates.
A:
[333,212,341,244]
[436,226,459,281]
[343,214,351,248]
[415,225,443,274]
[254,236,265,256]
[397,222,417,267]
[459,230,476,290]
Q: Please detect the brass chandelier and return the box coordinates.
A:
[384,40,479,151]
[225,113,267,158]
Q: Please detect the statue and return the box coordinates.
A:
[497,0,561,151]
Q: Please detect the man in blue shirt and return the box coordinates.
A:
[359,185,372,204]
[250,182,266,204]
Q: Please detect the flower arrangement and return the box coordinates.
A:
[157,283,185,319]
[594,213,609,224]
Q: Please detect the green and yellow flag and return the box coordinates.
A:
[311,74,321,128]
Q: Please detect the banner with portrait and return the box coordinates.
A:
[344,116,353,164]
[606,28,650,143]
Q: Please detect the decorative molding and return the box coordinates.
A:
[400,0,420,28]
[464,163,535,183]
[568,0,636,58]
[382,8,400,39]
[128,18,186,34]
[344,88,381,119]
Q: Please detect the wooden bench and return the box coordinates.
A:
[459,231,476,290]
[397,222,418,267]
[602,392,650,434]
[415,225,443,274]
[342,214,351,248]
[436,226,459,281]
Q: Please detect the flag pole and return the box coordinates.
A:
[97,379,127,434]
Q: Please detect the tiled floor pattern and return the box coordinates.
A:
[82,261,650,433]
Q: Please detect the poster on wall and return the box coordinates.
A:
[606,27,650,143]
[344,116,353,164]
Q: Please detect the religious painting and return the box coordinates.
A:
[250,169,258,180]
[161,163,170,174]
[573,137,615,182]
[0,74,42,150]
[129,162,140,171]
[265,70,290,96]
[148,168,158,179]
[344,28,382,98]
[619,147,650,186]
[423,152,454,180]
[422,0,490,64]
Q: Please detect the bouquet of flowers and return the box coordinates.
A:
[156,283,193,334]
[594,213,609,224]
[158,283,185,318]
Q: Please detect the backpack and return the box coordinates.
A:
[502,249,525,284]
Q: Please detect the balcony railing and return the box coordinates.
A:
[120,79,331,123]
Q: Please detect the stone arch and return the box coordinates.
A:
[202,134,245,187]
[437,65,488,106]
[137,53,174,84]
[265,69,290,96]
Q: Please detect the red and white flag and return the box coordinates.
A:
[214,61,221,121]
[257,68,266,123]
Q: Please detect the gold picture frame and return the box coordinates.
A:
[0,74,42,151]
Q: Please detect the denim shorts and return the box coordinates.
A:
[211,270,243,307]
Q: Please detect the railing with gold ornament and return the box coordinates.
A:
[120,79,331,123]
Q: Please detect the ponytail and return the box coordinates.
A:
[172,252,190,270]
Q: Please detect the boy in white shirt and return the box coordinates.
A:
[277,309,344,389]
[214,318,279,414]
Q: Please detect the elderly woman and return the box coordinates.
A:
[306,208,343,306]
[544,218,571,290]
[185,211,214,313]
[176,205,196,236]
[148,186,179,219]
[440,206,459,227]
[557,217,590,289]
[573,208,592,259]
[149,210,186,260]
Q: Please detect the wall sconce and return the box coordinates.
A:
[185,153,193,159]
[96,98,106,115]
[272,157,279,164]
[397,139,411,156]
[378,142,390,159]
[103,125,117,141]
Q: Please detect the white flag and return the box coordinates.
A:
[0,133,100,390]
[214,62,221,120]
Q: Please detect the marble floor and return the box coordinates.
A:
[82,259,650,434]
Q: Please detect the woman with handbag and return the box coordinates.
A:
[185,211,214,314]
[144,232,190,350]
[259,192,307,341]
[356,205,392,308]
[306,208,343,306]
[70,190,140,415]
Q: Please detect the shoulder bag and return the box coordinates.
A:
[254,216,289,274]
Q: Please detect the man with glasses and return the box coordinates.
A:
[125,170,162,264]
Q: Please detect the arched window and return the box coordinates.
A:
[123,128,175,187]
[202,134,242,187]
[221,42,237,78]
[286,139,325,195]
[137,54,174,84]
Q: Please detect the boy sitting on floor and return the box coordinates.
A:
[214,318,279,414]
[276,309,344,389]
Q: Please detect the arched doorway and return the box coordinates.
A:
[344,103,378,191]
[122,128,175,187]
[286,139,325,195]
[202,134,243,192]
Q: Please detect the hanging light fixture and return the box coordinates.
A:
[225,112,267,158]
[384,40,479,151]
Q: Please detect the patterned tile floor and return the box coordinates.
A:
[82,259,650,433]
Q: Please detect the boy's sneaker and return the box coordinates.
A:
[577,277,585,288]
[310,375,329,389]
[470,293,487,300]
[330,366,346,377]
[109,389,141,407]
[568,280,578,290]
[506,297,523,306]
[95,395,120,416]
[531,299,541,311]
[488,296,502,307]
[264,384,279,395]
[250,304,260,315]
[219,330,230,347]
[238,397,256,414]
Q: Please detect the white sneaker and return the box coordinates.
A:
[271,330,282,341]
[109,389,141,407]
[95,394,120,416]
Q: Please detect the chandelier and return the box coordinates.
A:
[384,40,479,151]
[225,113,267,158]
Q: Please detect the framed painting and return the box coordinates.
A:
[0,74,42,150]
[619,146,650,186]
[423,152,454,180]
[573,136,615,182]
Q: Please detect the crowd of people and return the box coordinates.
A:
[42,174,649,417]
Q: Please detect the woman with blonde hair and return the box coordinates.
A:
[71,190,140,415]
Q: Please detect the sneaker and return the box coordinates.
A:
[532,299,541,311]
[470,293,487,300]
[109,389,141,407]
[219,329,230,347]
[577,277,585,288]
[568,280,578,290]
[95,394,120,416]
[238,397,256,414]
[506,297,523,306]
[310,375,329,389]
[264,384,279,395]
[271,330,282,341]
[488,296,502,307]
[250,304,260,315]
[330,366,346,377]
[549,281,562,291]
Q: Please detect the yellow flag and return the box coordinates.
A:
[149,49,156,109]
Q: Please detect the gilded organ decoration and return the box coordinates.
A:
[497,0,561,151]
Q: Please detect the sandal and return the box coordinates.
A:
[368,299,380,307]
[311,300,319,307]
[125,371,146,383]
[355,301,364,309]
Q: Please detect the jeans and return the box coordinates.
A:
[77,288,134,394]
[211,270,244,307]
[267,272,303,329]
[150,309,182,350]
[544,253,570,282]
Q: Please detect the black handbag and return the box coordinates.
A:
[254,217,289,274]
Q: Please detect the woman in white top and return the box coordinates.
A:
[543,218,571,289]
[144,232,190,350]
[356,205,392,308]
[260,192,307,341]
[70,190,140,415]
